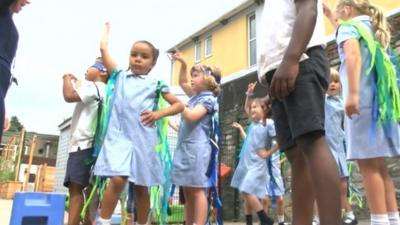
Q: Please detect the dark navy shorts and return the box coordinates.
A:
[64,148,93,188]
[262,46,330,151]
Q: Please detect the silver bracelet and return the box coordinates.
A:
[245,91,254,96]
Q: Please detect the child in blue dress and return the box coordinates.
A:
[329,1,400,224]
[230,82,279,225]
[324,68,357,225]
[263,118,285,225]
[170,50,221,225]
[93,23,184,225]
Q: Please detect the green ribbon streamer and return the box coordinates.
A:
[338,20,400,125]
[150,81,173,225]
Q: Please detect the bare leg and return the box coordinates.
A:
[244,195,254,225]
[243,193,264,213]
[276,196,285,218]
[357,158,388,214]
[183,188,194,225]
[68,182,84,225]
[100,176,127,219]
[186,187,208,225]
[262,197,270,214]
[340,178,352,212]
[243,193,273,225]
[285,146,315,225]
[134,185,150,224]
[297,131,341,225]
[381,162,399,213]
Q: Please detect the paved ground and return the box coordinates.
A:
[1,198,371,225]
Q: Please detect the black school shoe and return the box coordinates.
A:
[342,216,358,225]
[261,215,274,225]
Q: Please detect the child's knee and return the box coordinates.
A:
[276,196,284,204]
[110,176,127,191]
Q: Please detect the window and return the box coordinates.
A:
[24,146,28,155]
[194,41,201,62]
[45,142,50,158]
[248,14,256,66]
[205,36,212,57]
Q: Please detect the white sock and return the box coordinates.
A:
[345,211,355,220]
[371,214,390,225]
[96,217,112,225]
[278,215,285,223]
[313,215,320,225]
[388,212,400,225]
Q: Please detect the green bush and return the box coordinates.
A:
[0,169,14,182]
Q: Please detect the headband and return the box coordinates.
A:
[90,62,107,72]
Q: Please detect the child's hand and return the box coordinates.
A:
[140,111,160,127]
[270,59,299,99]
[171,50,186,64]
[63,73,77,81]
[247,82,257,94]
[231,122,242,129]
[100,22,110,51]
[345,93,360,119]
[322,2,333,18]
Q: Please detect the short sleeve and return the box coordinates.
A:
[160,82,170,93]
[266,119,276,137]
[75,81,98,105]
[196,96,217,114]
[336,25,360,46]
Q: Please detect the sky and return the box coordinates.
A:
[6,0,246,135]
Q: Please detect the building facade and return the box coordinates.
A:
[1,130,58,191]
[53,118,71,193]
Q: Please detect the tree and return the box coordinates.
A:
[8,116,23,132]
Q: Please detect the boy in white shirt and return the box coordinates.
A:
[63,58,108,225]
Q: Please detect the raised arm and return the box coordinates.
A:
[232,122,246,139]
[244,82,257,116]
[172,50,195,97]
[100,22,117,73]
[323,2,338,29]
[62,73,81,103]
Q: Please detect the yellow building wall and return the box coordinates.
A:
[172,1,400,85]
[324,0,400,35]
[171,15,249,86]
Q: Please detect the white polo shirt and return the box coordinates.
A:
[69,80,105,153]
[257,0,326,80]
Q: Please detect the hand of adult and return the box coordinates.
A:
[270,59,299,99]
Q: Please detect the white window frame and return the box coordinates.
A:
[194,41,201,62]
[248,13,257,67]
[204,36,212,57]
